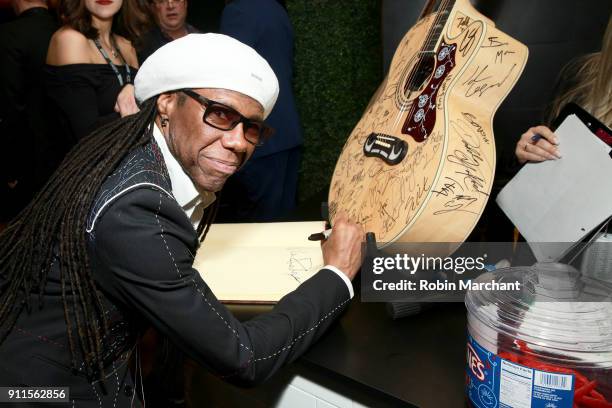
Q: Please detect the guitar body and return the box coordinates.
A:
[328,0,528,246]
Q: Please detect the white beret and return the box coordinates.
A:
[135,33,279,118]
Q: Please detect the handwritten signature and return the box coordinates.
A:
[456,16,471,31]
[403,176,431,222]
[456,168,488,196]
[432,176,462,197]
[434,195,479,215]
[494,49,516,64]
[481,36,508,48]
[288,250,313,283]
[462,64,516,98]
[459,27,480,57]
[481,37,516,63]
[433,120,490,215]
[461,112,490,144]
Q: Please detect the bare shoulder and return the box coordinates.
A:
[47,26,92,65]
[115,35,139,68]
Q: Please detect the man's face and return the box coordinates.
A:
[152,0,188,33]
[158,88,262,193]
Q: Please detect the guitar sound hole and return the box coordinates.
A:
[403,54,435,96]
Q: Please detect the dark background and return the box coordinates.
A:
[190,0,610,241]
[2,0,610,239]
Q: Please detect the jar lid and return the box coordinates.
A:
[465,262,612,365]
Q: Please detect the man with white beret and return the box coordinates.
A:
[0,33,363,406]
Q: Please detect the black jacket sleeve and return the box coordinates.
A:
[88,187,351,385]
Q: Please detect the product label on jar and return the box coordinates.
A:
[466,333,574,408]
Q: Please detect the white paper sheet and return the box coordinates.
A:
[496,115,612,261]
[192,221,326,303]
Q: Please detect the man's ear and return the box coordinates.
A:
[156,93,175,117]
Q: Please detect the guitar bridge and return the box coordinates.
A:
[363,133,408,165]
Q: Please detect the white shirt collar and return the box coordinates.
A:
[152,124,215,225]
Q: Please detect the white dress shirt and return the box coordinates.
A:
[152,125,215,227]
[152,125,353,299]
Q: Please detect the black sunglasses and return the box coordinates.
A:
[181,89,273,146]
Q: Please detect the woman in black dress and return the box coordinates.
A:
[45,0,148,142]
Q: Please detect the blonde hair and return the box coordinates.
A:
[548,15,612,127]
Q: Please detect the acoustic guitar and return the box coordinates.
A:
[328,0,528,247]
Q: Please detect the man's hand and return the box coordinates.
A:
[515,125,561,164]
[114,84,139,117]
[321,212,365,280]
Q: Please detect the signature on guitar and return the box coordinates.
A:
[329,0,527,245]
[462,64,517,98]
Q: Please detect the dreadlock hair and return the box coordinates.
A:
[0,98,159,381]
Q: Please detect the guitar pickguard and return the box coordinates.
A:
[402,41,457,142]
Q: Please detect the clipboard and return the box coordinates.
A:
[552,102,612,146]
[496,112,612,262]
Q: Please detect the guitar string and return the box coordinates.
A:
[389,0,443,132]
[388,0,452,135]
[358,0,449,236]
[349,0,452,234]
[389,0,450,133]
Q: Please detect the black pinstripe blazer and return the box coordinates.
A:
[0,138,351,407]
